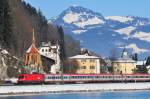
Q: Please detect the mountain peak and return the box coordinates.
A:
[70,4,80,8]
[67,5,91,14]
[53,5,105,28]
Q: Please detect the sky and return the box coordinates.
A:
[24,0,150,19]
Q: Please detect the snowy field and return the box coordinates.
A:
[0,83,150,95]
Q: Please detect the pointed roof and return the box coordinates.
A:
[26,44,39,53]
[26,28,39,53]
[114,48,136,63]
[69,54,99,59]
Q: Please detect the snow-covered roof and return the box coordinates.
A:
[69,54,100,59]
[113,56,136,63]
[39,45,58,49]
[1,50,9,55]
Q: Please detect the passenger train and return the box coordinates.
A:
[17,73,150,84]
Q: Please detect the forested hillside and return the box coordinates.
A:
[7,0,80,58]
[0,0,81,78]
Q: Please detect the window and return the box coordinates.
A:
[81,66,86,69]
[90,59,95,62]
[45,49,48,52]
[42,49,44,52]
[49,49,51,52]
[53,49,57,53]
[81,59,86,63]
[90,66,95,69]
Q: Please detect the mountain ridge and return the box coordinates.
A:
[51,5,150,59]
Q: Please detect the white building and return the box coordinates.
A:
[39,42,61,74]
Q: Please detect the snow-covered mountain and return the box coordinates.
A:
[51,5,150,59]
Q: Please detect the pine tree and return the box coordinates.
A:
[0,0,16,51]
[146,57,150,66]
[57,26,66,73]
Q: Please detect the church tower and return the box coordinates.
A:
[24,29,43,73]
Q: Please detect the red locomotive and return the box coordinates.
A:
[18,74,44,84]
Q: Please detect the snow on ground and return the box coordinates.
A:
[1,83,150,95]
[106,16,133,23]
[115,26,136,36]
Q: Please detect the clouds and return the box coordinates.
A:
[119,43,149,54]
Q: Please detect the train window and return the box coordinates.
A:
[58,76,61,79]
[48,76,51,79]
[63,76,68,79]
[108,76,111,78]
[89,76,93,79]
[95,76,98,78]
[72,76,74,79]
[52,77,55,79]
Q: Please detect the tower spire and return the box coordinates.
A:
[32,28,35,44]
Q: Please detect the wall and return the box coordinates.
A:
[112,62,136,74]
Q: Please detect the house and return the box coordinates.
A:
[112,48,136,74]
[39,41,61,74]
[69,53,101,74]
